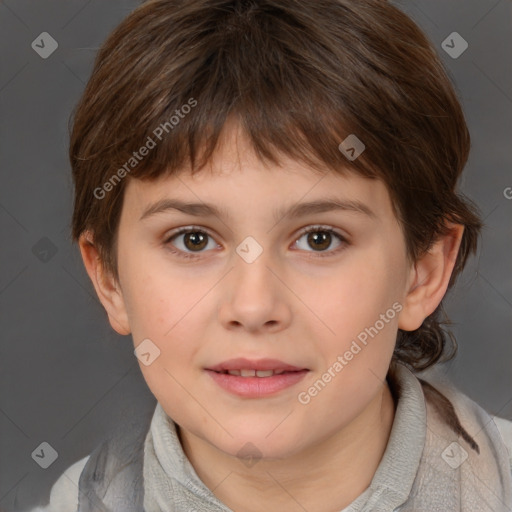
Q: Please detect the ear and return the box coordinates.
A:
[78,231,131,335]
[398,223,464,331]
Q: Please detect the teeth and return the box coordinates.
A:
[256,370,274,377]
[225,369,287,377]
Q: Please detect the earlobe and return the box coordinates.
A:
[398,223,464,332]
[78,232,131,335]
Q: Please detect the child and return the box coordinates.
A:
[32,0,512,510]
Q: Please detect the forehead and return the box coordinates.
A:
[122,123,395,223]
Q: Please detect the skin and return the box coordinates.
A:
[80,122,464,512]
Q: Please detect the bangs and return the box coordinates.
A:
[90,0,401,184]
[71,0,478,290]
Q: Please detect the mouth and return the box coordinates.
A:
[205,358,309,397]
[214,369,291,377]
[206,357,308,374]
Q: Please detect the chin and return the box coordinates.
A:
[209,426,307,461]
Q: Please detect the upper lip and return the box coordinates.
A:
[206,358,307,372]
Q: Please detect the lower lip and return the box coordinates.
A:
[205,369,309,398]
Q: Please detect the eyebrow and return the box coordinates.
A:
[139,197,377,223]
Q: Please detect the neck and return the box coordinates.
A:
[179,380,396,512]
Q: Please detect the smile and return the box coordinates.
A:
[205,368,309,397]
[220,369,287,377]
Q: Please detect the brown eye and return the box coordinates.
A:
[307,231,332,251]
[183,231,208,251]
[165,228,217,257]
[294,226,347,256]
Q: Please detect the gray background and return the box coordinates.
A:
[0,0,511,510]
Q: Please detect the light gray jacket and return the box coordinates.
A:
[27,364,512,511]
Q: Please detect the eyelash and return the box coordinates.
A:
[163,225,349,261]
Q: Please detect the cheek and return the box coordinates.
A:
[119,249,186,335]
[127,268,206,412]
[123,263,208,368]
[322,255,401,328]
[310,249,405,382]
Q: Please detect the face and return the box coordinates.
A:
[110,126,413,460]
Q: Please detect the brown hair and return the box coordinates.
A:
[69,0,482,423]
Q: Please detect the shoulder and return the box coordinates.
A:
[492,415,512,470]
[417,370,512,470]
[26,400,158,511]
[25,456,90,512]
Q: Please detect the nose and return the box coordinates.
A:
[217,247,292,334]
